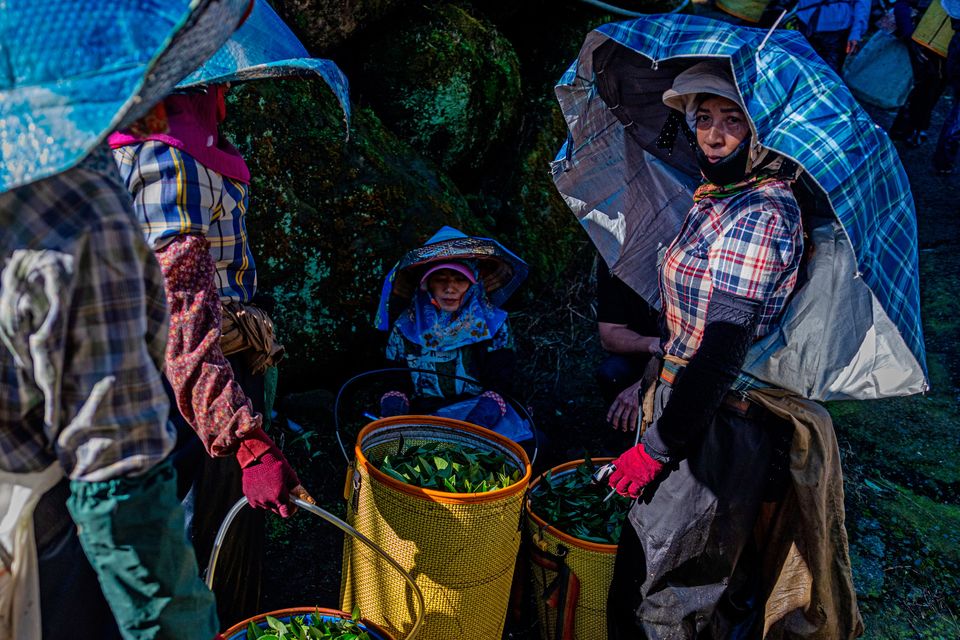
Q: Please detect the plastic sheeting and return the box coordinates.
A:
[0,0,251,193]
[843,31,913,109]
[178,0,351,126]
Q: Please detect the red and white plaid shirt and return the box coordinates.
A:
[660,179,803,360]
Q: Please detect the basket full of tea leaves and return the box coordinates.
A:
[527,456,630,545]
[525,457,628,640]
[345,416,532,638]
[226,606,392,640]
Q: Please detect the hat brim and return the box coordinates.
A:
[395,236,527,300]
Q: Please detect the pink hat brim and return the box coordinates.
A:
[419,262,477,289]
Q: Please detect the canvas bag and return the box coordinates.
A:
[0,464,65,640]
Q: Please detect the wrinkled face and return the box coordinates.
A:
[427,269,471,312]
[695,95,750,163]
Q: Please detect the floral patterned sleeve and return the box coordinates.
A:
[155,233,269,460]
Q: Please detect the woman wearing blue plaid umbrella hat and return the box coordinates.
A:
[554,14,927,637]
[0,1,253,638]
[600,60,849,639]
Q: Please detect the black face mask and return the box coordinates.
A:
[691,134,752,186]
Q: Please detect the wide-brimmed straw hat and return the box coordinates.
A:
[374,226,528,330]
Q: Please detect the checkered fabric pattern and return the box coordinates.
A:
[661,180,803,359]
[0,147,175,481]
[554,13,927,395]
[113,141,257,303]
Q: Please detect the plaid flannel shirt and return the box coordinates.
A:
[660,179,803,360]
[0,148,175,482]
[113,140,257,303]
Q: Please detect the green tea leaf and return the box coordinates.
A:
[376,443,519,493]
[266,616,287,634]
[245,609,375,640]
[529,460,630,544]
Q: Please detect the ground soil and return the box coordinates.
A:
[256,96,960,639]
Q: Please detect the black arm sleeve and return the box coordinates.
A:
[641,290,761,462]
[596,262,628,325]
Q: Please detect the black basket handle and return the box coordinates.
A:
[333,367,538,466]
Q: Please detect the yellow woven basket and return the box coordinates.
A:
[340,415,531,640]
[526,459,619,640]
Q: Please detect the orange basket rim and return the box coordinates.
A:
[355,414,532,504]
[221,606,394,638]
[526,457,620,553]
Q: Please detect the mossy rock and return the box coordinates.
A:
[349,3,522,187]
[479,98,584,295]
[268,0,412,52]
[222,78,479,386]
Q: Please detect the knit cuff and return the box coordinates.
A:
[381,390,409,403]
[479,391,507,416]
[235,428,276,468]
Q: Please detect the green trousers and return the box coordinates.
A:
[68,458,219,640]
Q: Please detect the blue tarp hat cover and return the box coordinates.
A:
[0,0,252,193]
[374,226,529,331]
[552,14,927,400]
[178,0,351,126]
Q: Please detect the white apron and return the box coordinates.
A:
[0,463,65,640]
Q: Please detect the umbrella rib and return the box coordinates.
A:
[758,11,788,52]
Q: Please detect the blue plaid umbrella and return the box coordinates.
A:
[552,14,927,400]
[178,0,351,126]
[0,0,251,193]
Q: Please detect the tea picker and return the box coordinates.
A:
[109,0,351,625]
[554,12,926,637]
[0,2,251,639]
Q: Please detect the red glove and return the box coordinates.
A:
[608,444,665,499]
[236,429,300,518]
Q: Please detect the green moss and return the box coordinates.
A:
[221,78,477,386]
[847,478,960,638]
[351,3,522,181]
[825,231,960,636]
